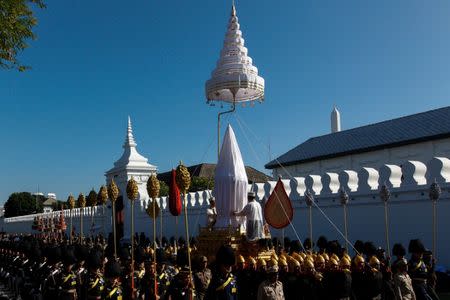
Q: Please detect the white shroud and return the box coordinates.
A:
[213,124,248,228]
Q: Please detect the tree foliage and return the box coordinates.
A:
[189,176,214,192]
[159,180,169,197]
[0,0,45,71]
[4,192,43,217]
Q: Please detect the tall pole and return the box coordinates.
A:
[383,201,390,259]
[305,190,314,252]
[112,201,117,259]
[429,180,441,256]
[340,188,349,253]
[70,209,73,244]
[217,96,236,159]
[380,184,391,259]
[131,200,135,298]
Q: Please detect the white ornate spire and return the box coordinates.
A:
[106,117,157,172]
[124,116,137,148]
[205,4,265,103]
[331,106,341,133]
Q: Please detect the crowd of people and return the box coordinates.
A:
[0,231,446,300]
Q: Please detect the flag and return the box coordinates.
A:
[168,169,182,216]
[264,178,294,229]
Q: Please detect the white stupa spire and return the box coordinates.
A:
[107,117,156,170]
[331,106,341,133]
[205,4,265,103]
[124,116,137,148]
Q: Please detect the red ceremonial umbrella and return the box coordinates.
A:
[168,169,182,216]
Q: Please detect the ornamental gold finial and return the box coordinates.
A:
[108,179,119,203]
[78,193,86,208]
[127,177,139,201]
[98,185,108,205]
[147,174,160,199]
[67,194,75,210]
[176,161,191,194]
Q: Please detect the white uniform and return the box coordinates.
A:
[235,200,264,241]
[206,207,217,227]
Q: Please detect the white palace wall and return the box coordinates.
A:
[2,155,450,267]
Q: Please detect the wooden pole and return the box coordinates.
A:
[309,205,313,251]
[112,201,117,259]
[343,204,349,253]
[384,201,390,259]
[131,200,135,299]
[433,200,437,256]
[153,200,158,299]
[80,207,83,244]
[183,193,193,299]
[70,209,73,244]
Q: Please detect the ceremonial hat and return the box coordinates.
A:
[105,260,122,278]
[248,256,256,265]
[247,191,256,199]
[257,258,267,267]
[340,257,351,269]
[216,245,236,266]
[363,242,377,257]
[317,236,328,250]
[62,247,77,265]
[408,239,425,254]
[237,255,245,264]
[87,250,103,269]
[278,259,288,267]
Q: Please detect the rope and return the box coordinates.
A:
[234,114,360,254]
[234,115,305,251]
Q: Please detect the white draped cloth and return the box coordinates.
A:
[213,125,248,228]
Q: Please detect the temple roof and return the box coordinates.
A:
[266,106,450,169]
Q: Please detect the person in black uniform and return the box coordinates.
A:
[205,245,237,300]
[57,247,78,300]
[103,260,123,300]
[166,266,195,300]
[42,246,62,300]
[82,249,104,300]
[408,239,434,300]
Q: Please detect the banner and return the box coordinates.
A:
[168,169,182,216]
[264,178,294,229]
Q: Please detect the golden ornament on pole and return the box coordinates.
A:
[97,185,108,237]
[108,179,119,259]
[176,161,194,293]
[67,194,75,244]
[77,193,86,244]
[87,189,98,235]
[127,177,139,298]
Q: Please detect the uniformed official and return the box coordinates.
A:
[206,245,238,300]
[103,260,123,300]
[194,256,212,300]
[257,265,284,300]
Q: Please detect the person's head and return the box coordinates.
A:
[353,255,365,272]
[201,256,208,270]
[267,265,279,283]
[247,191,256,202]
[237,255,245,270]
[145,261,156,275]
[216,245,235,275]
[247,256,257,271]
[394,258,408,273]
[209,198,216,208]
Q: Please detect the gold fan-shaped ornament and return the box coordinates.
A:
[78,193,86,208]
[176,162,191,194]
[147,174,160,199]
[67,194,76,210]
[108,180,119,203]
[146,200,160,219]
[98,185,108,205]
[127,177,139,201]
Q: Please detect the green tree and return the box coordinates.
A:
[159,180,169,197]
[86,189,98,207]
[0,0,45,71]
[189,176,214,192]
[4,192,43,217]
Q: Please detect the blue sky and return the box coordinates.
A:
[1,0,450,203]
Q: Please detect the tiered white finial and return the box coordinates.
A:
[124,116,137,148]
[205,4,265,103]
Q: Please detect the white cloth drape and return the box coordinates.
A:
[213,125,248,228]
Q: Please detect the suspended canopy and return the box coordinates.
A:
[205,4,265,103]
[213,124,248,227]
